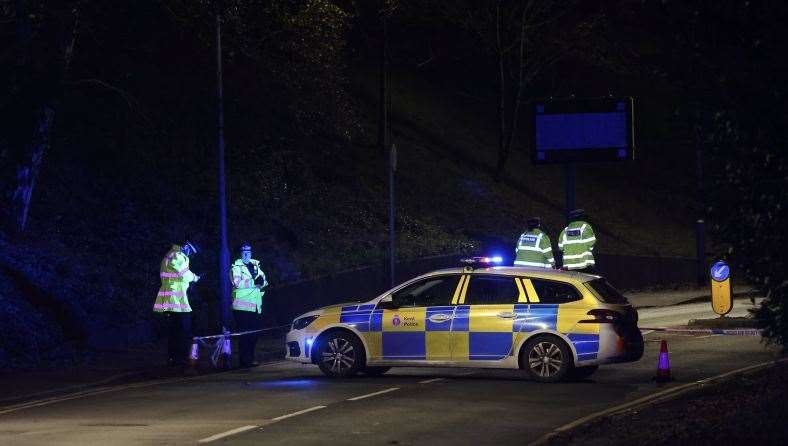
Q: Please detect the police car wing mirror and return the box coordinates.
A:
[377,295,399,310]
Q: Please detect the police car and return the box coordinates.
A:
[285,257,643,382]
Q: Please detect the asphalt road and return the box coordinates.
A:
[0,302,778,446]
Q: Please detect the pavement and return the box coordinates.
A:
[0,287,774,445]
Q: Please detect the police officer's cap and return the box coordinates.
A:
[240,242,252,253]
[568,209,586,220]
[183,240,199,255]
[526,217,541,229]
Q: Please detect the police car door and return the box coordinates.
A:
[376,275,461,362]
[451,275,521,362]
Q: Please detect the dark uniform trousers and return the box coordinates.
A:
[234,310,262,366]
[165,312,192,365]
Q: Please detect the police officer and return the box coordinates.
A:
[558,209,597,273]
[514,217,555,268]
[154,241,201,367]
[230,242,268,368]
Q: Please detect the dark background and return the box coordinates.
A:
[1,0,785,368]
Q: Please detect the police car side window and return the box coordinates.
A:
[464,276,519,305]
[530,279,581,304]
[391,275,459,308]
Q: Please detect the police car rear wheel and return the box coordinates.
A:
[522,336,571,383]
[317,332,363,378]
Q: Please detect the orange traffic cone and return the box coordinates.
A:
[189,341,199,369]
[654,339,672,383]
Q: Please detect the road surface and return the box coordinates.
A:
[0,299,777,445]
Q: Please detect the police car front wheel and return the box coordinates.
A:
[521,335,571,383]
[317,332,364,378]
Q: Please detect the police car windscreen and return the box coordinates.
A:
[585,278,629,304]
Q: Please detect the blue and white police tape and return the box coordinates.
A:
[640,327,762,336]
[192,324,292,367]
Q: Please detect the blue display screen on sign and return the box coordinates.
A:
[536,112,628,150]
[530,97,635,164]
[710,261,730,282]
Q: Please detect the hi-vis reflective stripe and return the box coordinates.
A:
[157,290,185,297]
[561,237,596,245]
[518,245,543,252]
[565,259,596,269]
[233,300,257,310]
[514,260,551,267]
[154,302,190,311]
[523,278,540,302]
[563,252,594,260]
[451,275,468,305]
[516,278,527,303]
[160,271,187,279]
[459,275,470,304]
[515,278,540,303]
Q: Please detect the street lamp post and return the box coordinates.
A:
[215,4,231,329]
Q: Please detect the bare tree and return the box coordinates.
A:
[435,0,603,181]
[1,0,80,235]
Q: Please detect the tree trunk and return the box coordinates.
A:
[3,3,79,235]
[495,4,529,182]
[11,107,55,233]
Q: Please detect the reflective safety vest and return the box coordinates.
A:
[153,245,197,313]
[230,258,267,313]
[558,221,596,270]
[514,229,555,268]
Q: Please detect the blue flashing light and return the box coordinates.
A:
[305,338,314,346]
[489,256,503,264]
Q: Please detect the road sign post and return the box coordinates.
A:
[710,260,732,316]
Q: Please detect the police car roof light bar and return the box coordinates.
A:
[460,256,503,266]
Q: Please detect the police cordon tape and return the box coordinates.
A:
[640,327,762,336]
[191,324,292,368]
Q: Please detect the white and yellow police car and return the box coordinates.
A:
[285,257,643,382]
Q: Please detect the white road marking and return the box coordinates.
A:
[0,361,295,417]
[271,405,326,421]
[198,406,327,442]
[347,387,400,401]
[419,378,444,384]
[198,425,258,443]
[695,334,722,339]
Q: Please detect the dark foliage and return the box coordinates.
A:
[635,0,788,349]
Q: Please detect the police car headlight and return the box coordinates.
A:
[292,315,319,330]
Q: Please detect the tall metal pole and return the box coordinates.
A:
[389,144,396,287]
[216,7,231,328]
[564,163,576,222]
[695,126,706,286]
[379,10,394,286]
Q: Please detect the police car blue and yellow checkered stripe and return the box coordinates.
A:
[336,298,600,362]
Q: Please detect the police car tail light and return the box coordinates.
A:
[292,315,319,330]
[580,309,621,324]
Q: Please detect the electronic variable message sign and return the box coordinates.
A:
[530,97,635,164]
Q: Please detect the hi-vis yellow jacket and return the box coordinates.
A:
[154,245,198,313]
[230,258,267,313]
[514,228,555,268]
[558,221,596,270]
